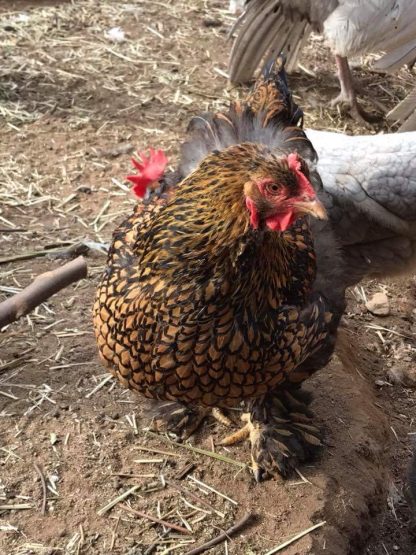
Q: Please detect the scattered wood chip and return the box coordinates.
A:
[97,485,141,516]
[175,462,196,480]
[187,475,238,506]
[120,504,192,535]
[0,504,33,511]
[264,521,326,554]
[94,142,134,158]
[33,463,47,516]
[183,512,253,555]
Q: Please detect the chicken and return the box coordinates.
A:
[306,128,416,282]
[94,58,346,480]
[228,0,416,123]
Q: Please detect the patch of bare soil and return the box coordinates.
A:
[0,1,415,554]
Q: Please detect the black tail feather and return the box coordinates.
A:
[261,54,304,127]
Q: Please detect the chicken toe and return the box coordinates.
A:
[213,388,322,480]
[250,416,322,480]
[218,414,251,446]
[148,402,235,440]
[147,401,210,440]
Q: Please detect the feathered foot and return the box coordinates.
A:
[331,55,381,125]
[219,388,322,481]
[147,401,232,440]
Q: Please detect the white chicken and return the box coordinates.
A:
[229,0,416,123]
[307,128,416,279]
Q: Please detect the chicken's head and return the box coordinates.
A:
[244,151,326,232]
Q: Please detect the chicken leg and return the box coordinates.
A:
[219,386,323,481]
[331,55,380,125]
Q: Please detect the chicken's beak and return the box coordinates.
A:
[294,198,327,220]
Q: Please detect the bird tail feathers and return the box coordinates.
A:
[228,0,312,83]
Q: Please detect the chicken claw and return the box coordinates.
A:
[331,55,381,125]
[219,389,323,481]
[148,402,233,440]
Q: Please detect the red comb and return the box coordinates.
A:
[127,148,168,198]
[287,153,315,198]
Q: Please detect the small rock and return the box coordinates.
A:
[105,26,125,43]
[387,365,416,388]
[202,18,222,27]
[95,142,134,158]
[365,292,390,316]
[77,186,92,194]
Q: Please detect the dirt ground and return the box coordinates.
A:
[1,1,416,554]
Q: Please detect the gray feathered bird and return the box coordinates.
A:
[307,128,416,281]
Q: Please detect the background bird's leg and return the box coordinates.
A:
[331,55,380,124]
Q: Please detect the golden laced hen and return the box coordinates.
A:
[93,58,346,480]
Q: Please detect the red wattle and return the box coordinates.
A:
[266,210,295,232]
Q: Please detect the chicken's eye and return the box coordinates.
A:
[267,183,280,194]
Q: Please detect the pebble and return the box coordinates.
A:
[387,365,416,388]
[365,292,390,316]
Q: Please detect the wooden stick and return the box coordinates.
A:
[183,512,254,555]
[0,242,88,265]
[33,463,47,515]
[97,485,140,516]
[264,521,326,554]
[0,256,87,329]
[120,504,191,535]
[146,432,247,469]
[0,504,33,510]
[166,480,224,517]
